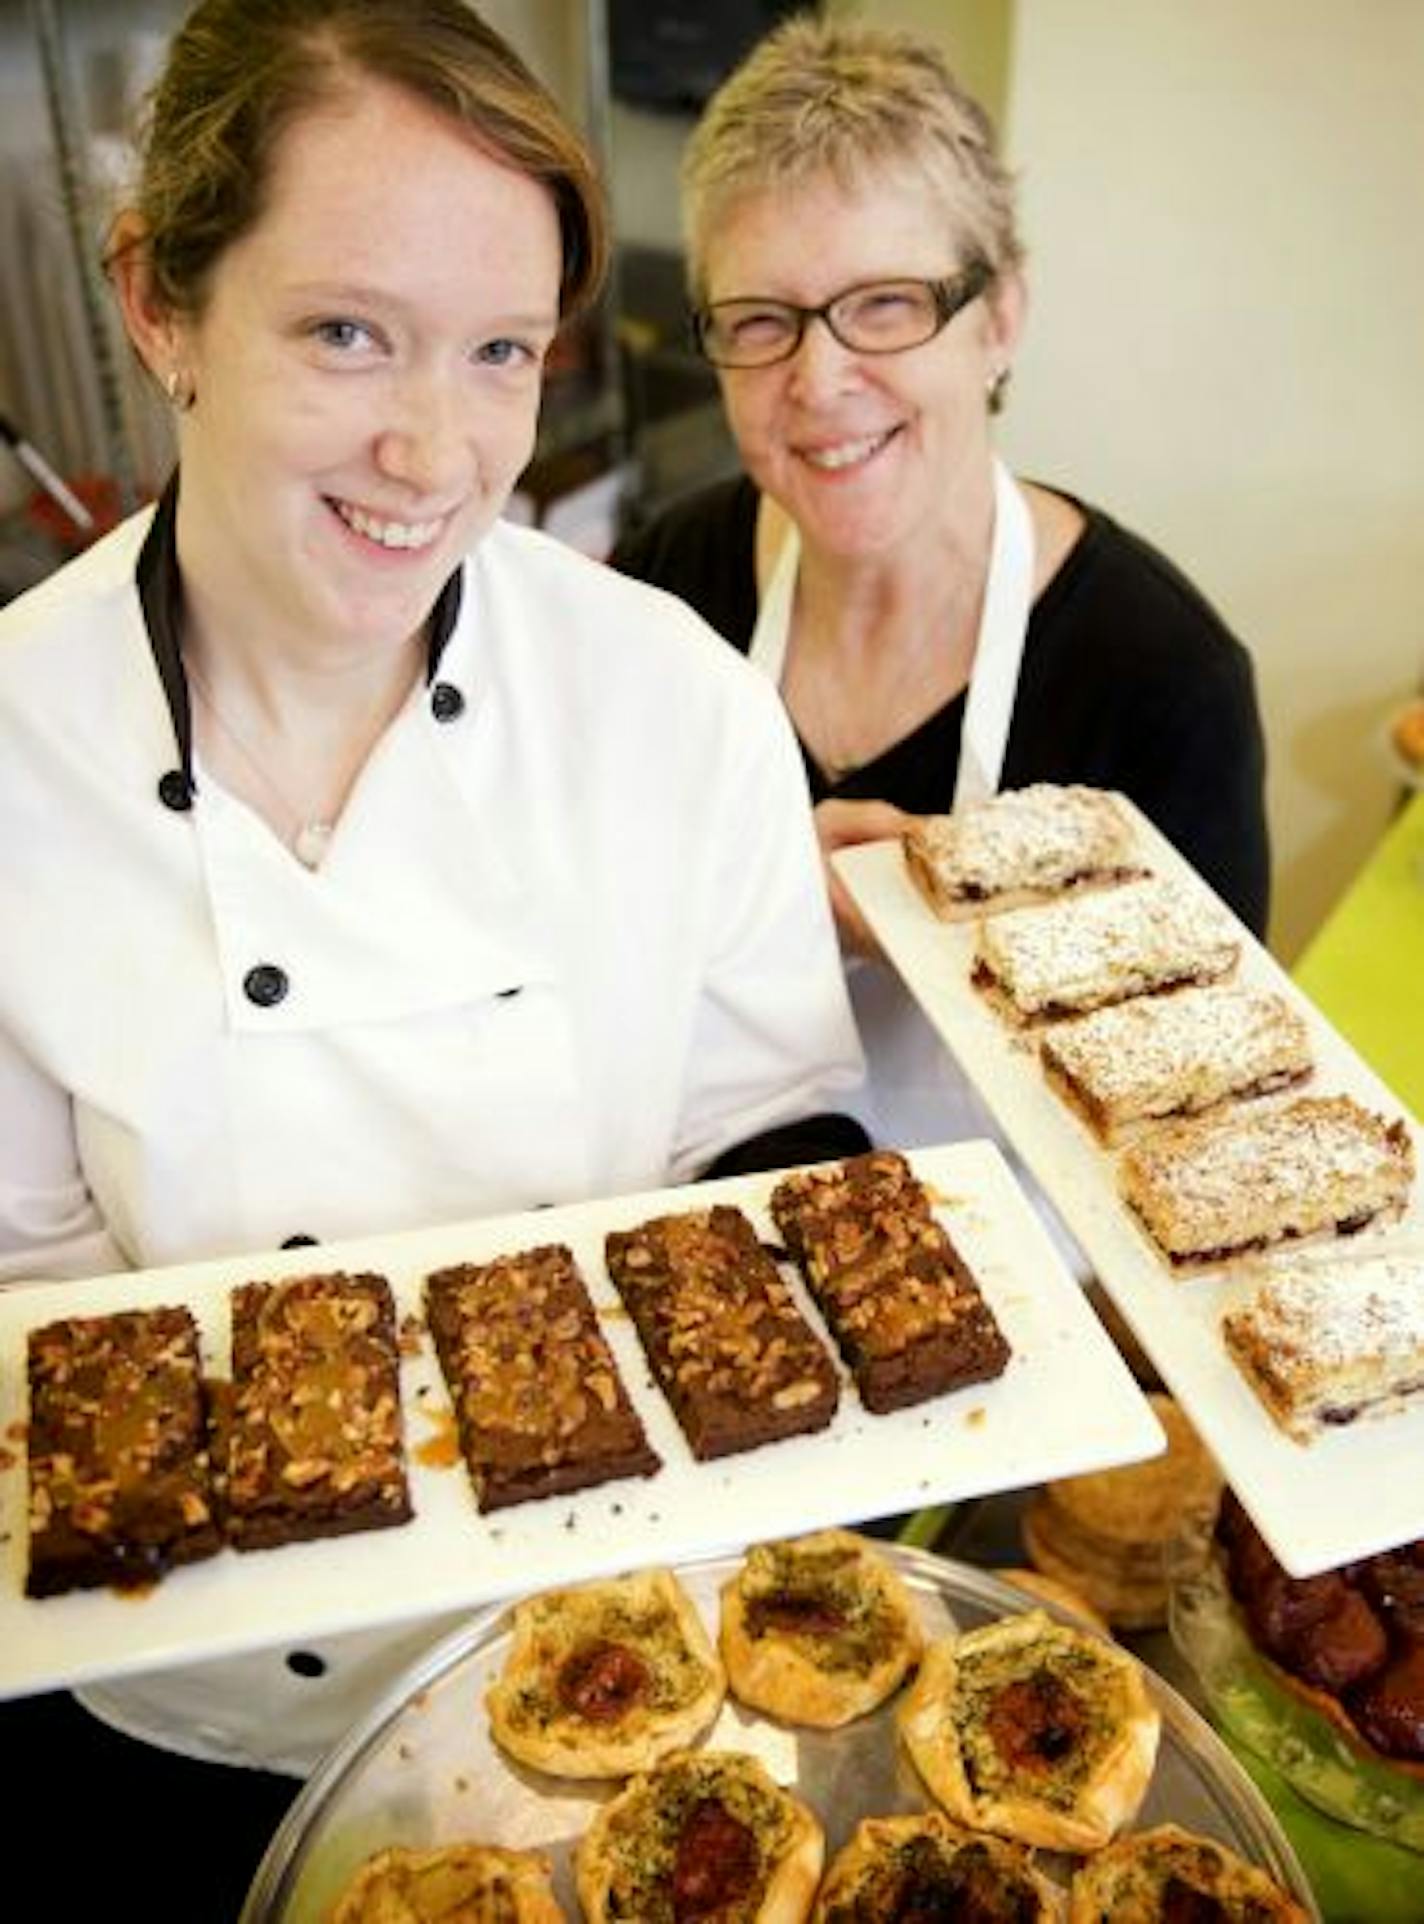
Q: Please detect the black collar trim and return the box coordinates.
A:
[137,472,464,789]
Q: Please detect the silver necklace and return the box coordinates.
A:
[187,661,334,868]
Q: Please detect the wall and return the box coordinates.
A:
[993,0,1424,959]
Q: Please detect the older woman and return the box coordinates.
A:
[0,0,862,1909]
[615,17,1269,1147]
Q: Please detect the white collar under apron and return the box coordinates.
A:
[746,456,1036,803]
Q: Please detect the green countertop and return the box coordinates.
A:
[1293,790,1424,1118]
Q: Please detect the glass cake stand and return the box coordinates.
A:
[240,1546,1318,1923]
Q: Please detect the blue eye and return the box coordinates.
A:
[475,337,540,370]
[311,318,376,352]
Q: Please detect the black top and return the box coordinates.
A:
[614,475,1271,937]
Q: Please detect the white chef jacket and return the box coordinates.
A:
[0,499,864,1771]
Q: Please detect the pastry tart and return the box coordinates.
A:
[575,1748,824,1924]
[1067,1822,1308,1922]
[486,1566,724,1778]
[329,1842,566,1923]
[898,1608,1160,1851]
[812,1810,1059,1923]
[719,1528,924,1727]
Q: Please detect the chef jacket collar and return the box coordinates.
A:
[138,470,464,796]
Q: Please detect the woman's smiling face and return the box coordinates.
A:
[159,74,562,656]
[705,168,1020,563]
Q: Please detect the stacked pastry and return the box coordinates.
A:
[1022,1393,1222,1631]
[904,782,1418,1441]
[325,1533,1308,1923]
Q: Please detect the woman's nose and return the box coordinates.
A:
[374,375,470,494]
[784,313,862,402]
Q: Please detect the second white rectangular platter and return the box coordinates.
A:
[0,1139,1160,1702]
[836,810,1424,1580]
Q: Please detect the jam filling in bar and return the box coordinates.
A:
[426,1244,660,1511]
[223,1271,412,1551]
[605,1205,840,1460]
[1119,1095,1415,1269]
[1040,983,1312,1142]
[904,782,1146,920]
[770,1150,1010,1413]
[971,877,1241,1023]
[1222,1249,1424,1441]
[26,1305,221,1598]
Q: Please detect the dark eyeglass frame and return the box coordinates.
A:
[689,259,993,369]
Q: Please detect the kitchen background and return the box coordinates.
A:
[0,0,1419,962]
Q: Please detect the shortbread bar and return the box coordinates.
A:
[1222,1249,1424,1441]
[770,1150,1010,1412]
[971,877,1240,1022]
[1120,1095,1415,1269]
[904,782,1146,919]
[1040,983,1312,1142]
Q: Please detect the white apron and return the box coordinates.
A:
[748,459,1033,1149]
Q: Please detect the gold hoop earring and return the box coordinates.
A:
[165,368,195,412]
[986,366,1011,415]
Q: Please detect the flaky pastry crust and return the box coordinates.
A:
[897,1609,1160,1851]
[486,1566,724,1779]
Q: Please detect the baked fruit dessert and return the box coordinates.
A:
[769,1150,1010,1413]
[605,1205,840,1458]
[1039,982,1311,1143]
[971,877,1240,1024]
[1217,1493,1424,1771]
[575,1748,824,1924]
[1119,1094,1414,1269]
[329,1841,566,1922]
[1067,1822,1308,1922]
[812,1810,1059,1923]
[26,1304,220,1597]
[485,1566,725,1778]
[898,1608,1161,1851]
[1221,1247,1424,1441]
[426,1244,659,1511]
[222,1271,412,1552]
[902,782,1145,919]
[719,1529,924,1728]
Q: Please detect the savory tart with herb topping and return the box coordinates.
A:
[898,1609,1160,1851]
[1068,1822,1308,1922]
[329,1842,566,1923]
[486,1566,725,1779]
[719,1529,924,1727]
[812,1811,1059,1924]
[575,1748,823,1924]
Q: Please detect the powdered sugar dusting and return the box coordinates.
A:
[908,784,1139,898]
[1233,1253,1424,1370]
[1042,984,1311,1123]
[977,878,1240,1017]
[1121,1095,1415,1258]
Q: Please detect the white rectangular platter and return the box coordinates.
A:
[836,806,1424,1580]
[0,1139,1160,1702]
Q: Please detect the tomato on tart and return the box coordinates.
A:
[811,1810,1059,1924]
[485,1566,725,1779]
[1067,1823,1308,1923]
[898,1609,1160,1852]
[575,1748,824,1924]
[719,1528,924,1727]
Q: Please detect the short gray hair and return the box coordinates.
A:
[682,14,1021,297]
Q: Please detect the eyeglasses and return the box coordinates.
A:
[690,260,992,370]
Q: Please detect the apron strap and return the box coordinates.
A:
[747,456,1036,805]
